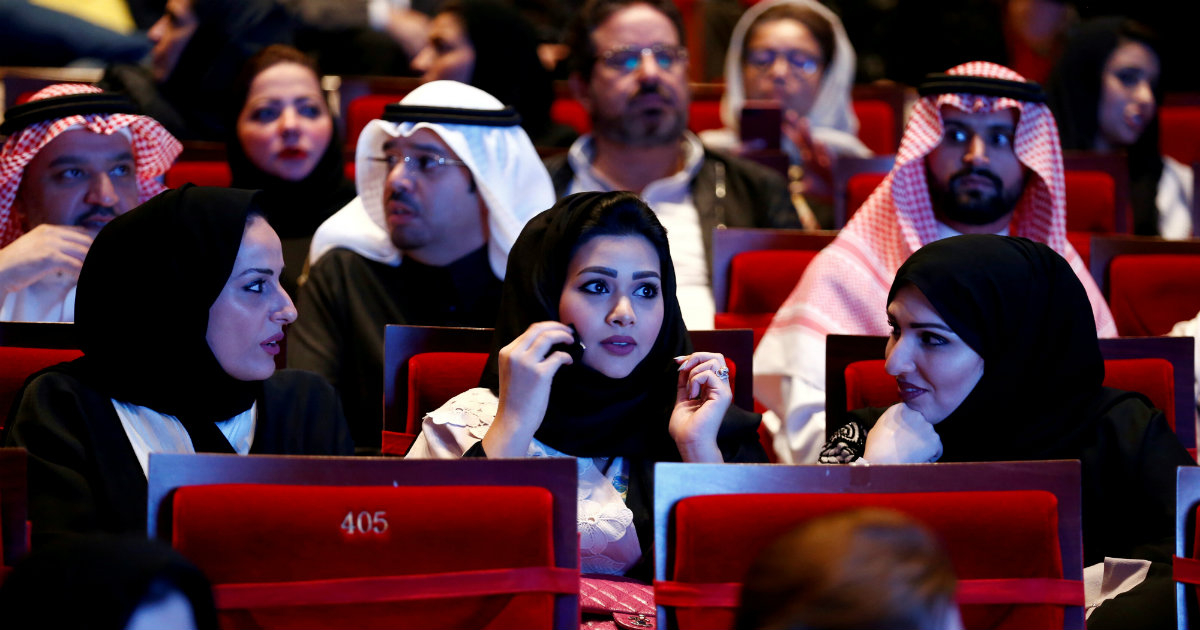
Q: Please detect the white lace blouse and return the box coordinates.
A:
[406,387,643,575]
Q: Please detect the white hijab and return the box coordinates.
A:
[308,81,556,279]
[714,0,866,156]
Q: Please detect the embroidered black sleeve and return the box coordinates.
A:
[819,421,867,464]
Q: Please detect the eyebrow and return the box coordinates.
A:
[382,139,448,155]
[47,151,135,168]
[577,266,661,280]
[909,321,956,333]
[239,267,276,277]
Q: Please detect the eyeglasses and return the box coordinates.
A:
[597,44,688,74]
[745,48,822,75]
[367,152,468,175]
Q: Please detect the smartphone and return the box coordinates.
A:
[548,323,586,362]
[740,100,783,151]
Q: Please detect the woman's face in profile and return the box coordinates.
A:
[206,216,297,381]
[1096,39,1159,150]
[411,12,476,85]
[883,285,984,424]
[558,234,665,379]
[236,62,334,182]
[742,18,826,118]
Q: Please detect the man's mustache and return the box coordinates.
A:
[949,167,1003,191]
[74,205,117,226]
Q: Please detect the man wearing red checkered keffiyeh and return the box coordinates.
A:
[753,61,1118,464]
[0,83,181,322]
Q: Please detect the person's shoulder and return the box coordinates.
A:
[265,368,337,397]
[306,247,384,282]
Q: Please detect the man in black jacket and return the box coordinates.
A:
[546,0,801,329]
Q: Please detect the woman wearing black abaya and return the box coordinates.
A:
[3,186,353,548]
[1046,17,1192,238]
[408,191,765,577]
[819,234,1193,629]
[228,45,356,296]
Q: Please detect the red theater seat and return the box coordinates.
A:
[164,161,232,188]
[346,93,409,146]
[0,322,82,431]
[851,99,897,155]
[1160,104,1200,166]
[711,228,837,349]
[1089,235,1200,337]
[653,461,1085,630]
[667,491,1066,630]
[1109,254,1200,336]
[171,483,565,629]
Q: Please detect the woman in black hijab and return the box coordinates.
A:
[411,0,577,148]
[227,44,355,296]
[1046,17,1192,238]
[820,234,1192,629]
[3,186,353,547]
[0,534,217,630]
[408,191,764,577]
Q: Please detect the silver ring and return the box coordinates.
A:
[715,366,729,380]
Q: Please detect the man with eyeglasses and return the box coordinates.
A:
[545,0,801,330]
[290,80,555,453]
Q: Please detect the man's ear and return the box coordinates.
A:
[568,72,592,113]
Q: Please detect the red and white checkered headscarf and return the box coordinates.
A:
[754,61,1115,462]
[0,84,182,248]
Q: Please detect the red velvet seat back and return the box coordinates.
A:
[1160,105,1200,165]
[551,96,590,134]
[851,100,897,155]
[165,161,233,188]
[171,483,558,629]
[689,99,723,134]
[346,93,409,145]
[846,172,886,219]
[0,348,82,425]
[718,249,818,346]
[1108,254,1200,336]
[670,490,1063,630]
[407,352,489,433]
[845,357,1177,430]
[1063,171,1117,234]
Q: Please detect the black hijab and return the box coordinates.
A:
[225,47,354,240]
[0,534,217,630]
[479,191,690,458]
[1046,17,1165,236]
[71,185,266,452]
[888,234,1106,462]
[161,0,295,140]
[443,0,569,147]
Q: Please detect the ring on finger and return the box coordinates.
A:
[715,366,729,380]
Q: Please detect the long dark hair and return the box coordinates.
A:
[1046,17,1164,236]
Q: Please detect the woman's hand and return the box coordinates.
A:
[483,321,575,458]
[862,403,943,464]
[782,112,835,199]
[669,352,733,463]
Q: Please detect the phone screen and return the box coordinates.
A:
[739,101,783,151]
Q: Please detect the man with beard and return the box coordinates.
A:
[290,80,555,453]
[0,83,181,322]
[753,62,1118,464]
[545,0,800,330]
